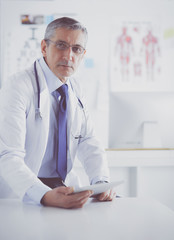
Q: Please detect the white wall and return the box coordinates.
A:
[1,0,174,148]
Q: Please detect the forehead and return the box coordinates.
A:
[52,28,86,46]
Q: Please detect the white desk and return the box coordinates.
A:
[0,198,174,240]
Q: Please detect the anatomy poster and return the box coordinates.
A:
[110,19,174,92]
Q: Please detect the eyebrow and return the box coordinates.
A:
[57,40,84,48]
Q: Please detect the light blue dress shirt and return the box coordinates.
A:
[37,57,64,178]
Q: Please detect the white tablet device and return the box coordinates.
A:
[74,180,124,196]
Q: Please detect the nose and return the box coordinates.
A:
[65,47,74,61]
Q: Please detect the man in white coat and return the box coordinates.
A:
[0,17,116,208]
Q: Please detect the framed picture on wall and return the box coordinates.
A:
[109,17,174,92]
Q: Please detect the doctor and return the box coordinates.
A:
[0,17,116,208]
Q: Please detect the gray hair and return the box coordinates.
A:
[44,17,88,46]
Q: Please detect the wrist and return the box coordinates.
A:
[40,191,50,206]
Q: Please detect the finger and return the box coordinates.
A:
[64,186,74,195]
[97,190,116,201]
[65,192,92,209]
[101,193,109,201]
[107,190,117,201]
[106,190,113,201]
[54,186,74,195]
[112,191,117,199]
[97,191,109,201]
[68,190,93,202]
[70,196,90,209]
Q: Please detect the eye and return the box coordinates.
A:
[56,42,68,50]
[72,46,83,54]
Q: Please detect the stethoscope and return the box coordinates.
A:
[34,61,42,119]
[33,61,87,139]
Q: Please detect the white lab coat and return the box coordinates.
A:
[0,60,109,200]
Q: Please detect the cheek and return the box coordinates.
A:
[74,58,83,68]
[49,49,60,60]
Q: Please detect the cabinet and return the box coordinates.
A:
[74,149,174,210]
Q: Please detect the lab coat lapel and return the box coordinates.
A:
[67,84,83,173]
[68,86,78,128]
[26,60,50,125]
[34,61,50,155]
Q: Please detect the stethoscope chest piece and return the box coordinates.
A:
[35,108,42,120]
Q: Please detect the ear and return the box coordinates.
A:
[83,49,86,56]
[41,39,47,57]
[81,49,86,60]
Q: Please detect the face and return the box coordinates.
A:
[41,28,86,83]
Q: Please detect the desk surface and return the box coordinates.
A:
[0,198,174,240]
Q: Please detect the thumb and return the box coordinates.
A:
[56,186,74,195]
[65,186,74,195]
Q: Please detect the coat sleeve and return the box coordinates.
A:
[0,73,49,200]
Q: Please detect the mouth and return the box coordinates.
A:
[61,65,72,68]
[58,63,73,69]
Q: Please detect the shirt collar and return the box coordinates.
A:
[38,57,69,93]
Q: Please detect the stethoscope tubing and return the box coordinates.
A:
[34,61,40,110]
[34,60,85,112]
[33,61,86,139]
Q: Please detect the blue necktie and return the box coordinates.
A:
[57,84,68,181]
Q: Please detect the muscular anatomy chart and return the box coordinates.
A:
[140,30,160,80]
[110,21,163,91]
[114,27,134,81]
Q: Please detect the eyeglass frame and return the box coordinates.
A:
[44,39,86,55]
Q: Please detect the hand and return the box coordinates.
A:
[41,186,93,209]
[94,189,117,202]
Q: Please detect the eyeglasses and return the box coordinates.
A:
[45,39,85,55]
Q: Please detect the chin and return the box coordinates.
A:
[60,74,73,82]
[63,71,74,78]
